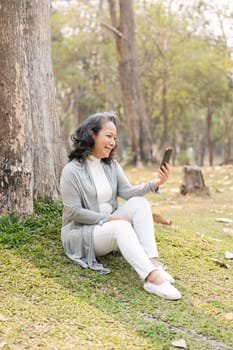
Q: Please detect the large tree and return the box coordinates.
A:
[0,0,66,215]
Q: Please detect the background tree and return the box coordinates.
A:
[51,0,233,166]
[51,1,121,142]
[137,0,233,165]
[0,0,66,215]
[106,0,153,165]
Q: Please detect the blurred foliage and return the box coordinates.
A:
[51,0,233,165]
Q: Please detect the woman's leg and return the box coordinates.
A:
[113,197,175,283]
[93,219,181,299]
[113,197,158,258]
[93,220,156,280]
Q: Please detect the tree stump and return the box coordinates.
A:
[180,166,209,196]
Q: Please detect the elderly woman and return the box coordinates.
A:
[60,112,181,300]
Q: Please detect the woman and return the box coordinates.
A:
[60,112,181,300]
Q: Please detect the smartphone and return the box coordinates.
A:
[160,148,172,169]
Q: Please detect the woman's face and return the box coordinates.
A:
[91,120,117,159]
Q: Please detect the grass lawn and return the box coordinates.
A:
[0,165,233,349]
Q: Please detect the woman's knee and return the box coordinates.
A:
[127,196,150,209]
[113,220,135,238]
[114,219,133,231]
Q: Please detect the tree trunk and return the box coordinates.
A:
[0,0,66,215]
[224,137,232,164]
[223,111,232,164]
[180,166,209,196]
[161,71,169,149]
[107,0,153,165]
[206,103,214,166]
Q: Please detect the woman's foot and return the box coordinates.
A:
[144,281,181,300]
[145,268,181,300]
[157,267,175,284]
[146,269,166,285]
[150,258,175,283]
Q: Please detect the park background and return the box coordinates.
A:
[51,0,233,167]
[0,1,233,349]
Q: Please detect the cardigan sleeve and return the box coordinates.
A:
[115,162,159,200]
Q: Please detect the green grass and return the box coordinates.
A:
[0,166,233,349]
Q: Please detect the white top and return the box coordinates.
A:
[86,155,113,213]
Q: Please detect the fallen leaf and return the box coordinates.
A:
[0,315,8,322]
[206,237,222,242]
[152,213,172,225]
[225,251,233,259]
[215,188,224,193]
[216,218,233,223]
[224,312,233,321]
[211,258,230,269]
[196,232,204,237]
[168,201,177,205]
[170,188,179,193]
[223,227,233,237]
[211,209,223,214]
[171,338,187,348]
[0,339,6,349]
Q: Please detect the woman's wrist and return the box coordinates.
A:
[153,178,161,188]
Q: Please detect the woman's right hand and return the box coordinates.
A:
[153,164,170,188]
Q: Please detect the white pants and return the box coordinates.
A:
[93,197,158,280]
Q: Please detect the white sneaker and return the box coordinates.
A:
[144,281,181,300]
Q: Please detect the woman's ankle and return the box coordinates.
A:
[146,270,165,285]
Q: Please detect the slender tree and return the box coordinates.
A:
[106,0,153,165]
[0,0,66,215]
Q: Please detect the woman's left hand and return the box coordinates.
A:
[153,164,170,188]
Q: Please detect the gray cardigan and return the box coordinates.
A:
[60,158,158,273]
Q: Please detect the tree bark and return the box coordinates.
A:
[107,0,153,165]
[206,103,214,166]
[0,0,66,215]
[161,70,169,148]
[223,110,232,164]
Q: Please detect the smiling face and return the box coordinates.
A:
[91,120,117,159]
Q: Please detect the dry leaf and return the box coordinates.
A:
[223,228,233,238]
[0,315,8,322]
[211,209,223,214]
[0,339,6,349]
[215,188,224,193]
[216,218,233,223]
[211,258,230,269]
[224,312,233,321]
[170,188,179,193]
[152,213,172,225]
[171,338,187,348]
[225,251,233,259]
[206,236,222,242]
[223,227,233,236]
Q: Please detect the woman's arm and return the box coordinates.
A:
[116,162,170,200]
